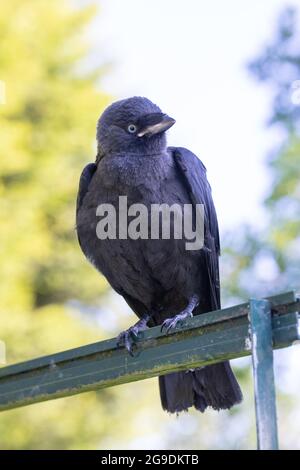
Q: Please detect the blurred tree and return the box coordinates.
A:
[222,6,300,302]
[219,6,300,451]
[0,0,134,449]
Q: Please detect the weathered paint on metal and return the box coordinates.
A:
[0,291,298,413]
[250,298,279,450]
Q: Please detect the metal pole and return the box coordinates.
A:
[250,298,279,450]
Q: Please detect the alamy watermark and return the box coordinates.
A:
[95,196,204,251]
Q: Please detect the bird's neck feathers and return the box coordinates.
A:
[96,134,168,161]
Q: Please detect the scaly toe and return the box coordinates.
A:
[130,326,140,339]
[116,328,139,356]
[161,317,178,333]
[161,319,170,332]
[161,312,193,334]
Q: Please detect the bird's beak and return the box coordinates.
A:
[137,113,176,137]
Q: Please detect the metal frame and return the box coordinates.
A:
[0,290,299,449]
[250,299,279,450]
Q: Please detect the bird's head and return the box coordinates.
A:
[96,97,175,157]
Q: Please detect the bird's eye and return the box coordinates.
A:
[127,124,137,134]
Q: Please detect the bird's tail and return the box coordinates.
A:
[159,361,242,413]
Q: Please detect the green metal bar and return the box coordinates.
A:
[0,291,298,412]
[250,298,279,450]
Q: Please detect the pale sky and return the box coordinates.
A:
[89,0,298,233]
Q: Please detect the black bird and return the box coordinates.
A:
[76,96,242,413]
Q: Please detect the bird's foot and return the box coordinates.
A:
[116,315,150,356]
[161,310,193,333]
[161,294,199,334]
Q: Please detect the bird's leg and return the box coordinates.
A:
[161,294,199,333]
[116,313,151,356]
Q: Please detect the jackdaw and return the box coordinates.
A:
[76,96,242,413]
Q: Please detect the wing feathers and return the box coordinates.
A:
[169,146,221,310]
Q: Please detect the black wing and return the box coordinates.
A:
[169,146,221,311]
[76,163,97,215]
[76,162,97,249]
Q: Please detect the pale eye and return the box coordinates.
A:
[127,124,137,134]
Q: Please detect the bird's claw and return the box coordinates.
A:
[161,311,193,334]
[116,323,146,356]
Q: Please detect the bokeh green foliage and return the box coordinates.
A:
[222,7,300,302]
[0,0,129,449]
[220,7,300,450]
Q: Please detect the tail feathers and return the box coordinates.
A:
[159,371,194,413]
[159,362,242,414]
[192,362,243,411]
